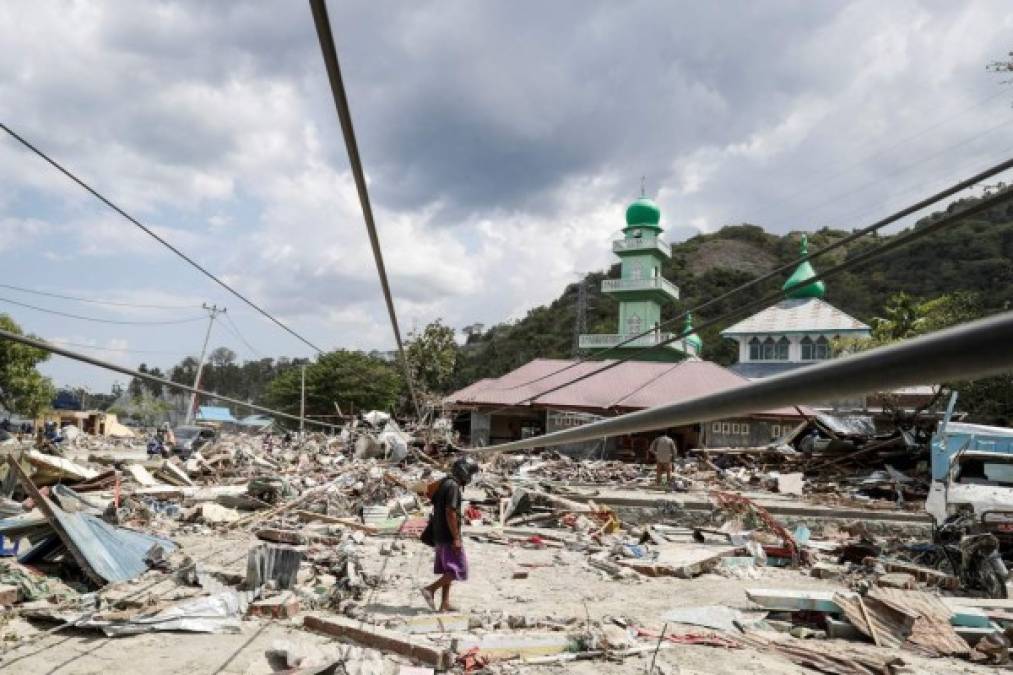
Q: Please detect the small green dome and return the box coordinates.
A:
[783,234,825,299]
[625,197,661,228]
[683,312,703,352]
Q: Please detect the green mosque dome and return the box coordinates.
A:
[625,197,661,228]
[783,234,826,299]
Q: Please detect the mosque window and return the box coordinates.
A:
[801,336,814,360]
[776,337,790,360]
[627,314,642,334]
[815,336,830,360]
[762,337,776,360]
[749,337,761,360]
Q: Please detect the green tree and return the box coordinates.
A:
[871,292,923,342]
[406,319,457,394]
[0,314,56,417]
[264,350,403,422]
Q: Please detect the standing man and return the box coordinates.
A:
[649,432,677,485]
[421,456,479,612]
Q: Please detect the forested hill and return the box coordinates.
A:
[450,193,1013,389]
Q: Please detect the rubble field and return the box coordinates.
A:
[0,416,1009,674]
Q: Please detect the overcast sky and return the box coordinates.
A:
[2,0,1012,392]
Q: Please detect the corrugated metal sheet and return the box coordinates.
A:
[833,591,916,648]
[721,298,870,336]
[52,510,177,584]
[868,587,970,657]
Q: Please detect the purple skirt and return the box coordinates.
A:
[434,543,468,581]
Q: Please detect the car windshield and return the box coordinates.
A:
[956,458,1013,487]
[174,427,200,440]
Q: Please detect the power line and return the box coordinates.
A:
[0,283,199,310]
[0,328,342,430]
[475,309,1013,454]
[221,313,264,359]
[310,0,422,420]
[500,155,1013,395]
[44,339,192,356]
[0,123,326,355]
[0,295,207,325]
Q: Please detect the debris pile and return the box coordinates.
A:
[0,409,1010,675]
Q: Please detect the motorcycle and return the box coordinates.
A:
[899,513,1008,598]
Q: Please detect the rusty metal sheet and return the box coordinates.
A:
[868,587,970,657]
[833,592,916,649]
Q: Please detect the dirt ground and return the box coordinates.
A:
[0,526,993,675]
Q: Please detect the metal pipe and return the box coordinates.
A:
[0,328,341,430]
[476,310,1013,454]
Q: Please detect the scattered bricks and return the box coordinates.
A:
[512,571,529,579]
[304,614,452,669]
[810,562,847,580]
[0,585,19,606]
[248,592,300,619]
[882,560,959,590]
[877,573,916,590]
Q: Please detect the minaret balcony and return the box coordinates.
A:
[601,276,680,301]
[578,332,684,350]
[612,236,671,257]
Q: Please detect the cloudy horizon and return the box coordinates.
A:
[2,0,1012,391]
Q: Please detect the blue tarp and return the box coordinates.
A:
[197,406,237,423]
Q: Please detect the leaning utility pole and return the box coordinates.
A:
[186,303,226,424]
[299,364,306,439]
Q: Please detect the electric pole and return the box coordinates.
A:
[572,277,588,357]
[299,364,306,440]
[186,303,226,424]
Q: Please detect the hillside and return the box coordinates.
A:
[450,194,1013,388]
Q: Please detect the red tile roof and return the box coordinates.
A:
[445,358,803,417]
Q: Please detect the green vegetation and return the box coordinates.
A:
[264,350,404,420]
[0,314,55,417]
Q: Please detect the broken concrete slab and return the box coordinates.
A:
[454,632,575,660]
[776,472,804,496]
[125,464,158,487]
[23,450,97,484]
[661,605,745,633]
[617,543,741,578]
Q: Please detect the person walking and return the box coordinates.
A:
[649,432,677,485]
[421,456,479,612]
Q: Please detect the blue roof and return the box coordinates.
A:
[196,406,236,422]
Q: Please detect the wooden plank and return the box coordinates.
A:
[303,615,451,669]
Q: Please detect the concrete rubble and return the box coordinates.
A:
[0,413,1010,674]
